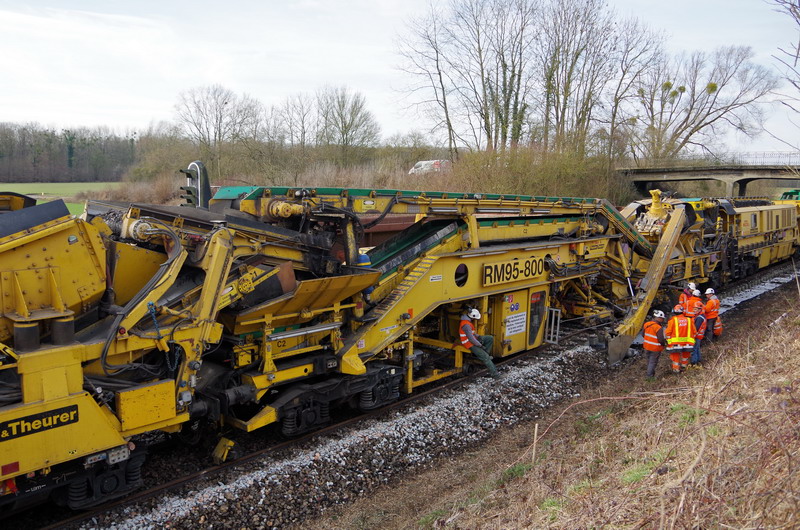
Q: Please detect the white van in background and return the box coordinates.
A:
[408,160,452,175]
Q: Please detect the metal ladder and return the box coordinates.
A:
[544,307,562,345]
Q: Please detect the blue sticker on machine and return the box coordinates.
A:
[0,405,79,441]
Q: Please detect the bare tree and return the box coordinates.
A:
[769,0,800,149]
[534,0,618,154]
[400,0,637,155]
[398,2,459,159]
[627,46,779,160]
[447,0,495,150]
[174,84,261,179]
[398,0,538,153]
[486,0,537,149]
[771,0,800,108]
[316,86,381,166]
[600,18,664,162]
[281,92,316,149]
[280,93,318,182]
[233,103,289,182]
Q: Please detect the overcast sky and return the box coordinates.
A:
[0,0,796,151]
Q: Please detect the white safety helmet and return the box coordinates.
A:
[468,308,481,320]
[687,282,696,291]
[692,289,701,297]
[653,309,666,319]
[705,288,715,295]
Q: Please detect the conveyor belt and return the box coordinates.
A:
[599,199,655,258]
[0,200,70,238]
[241,186,656,261]
[368,220,459,275]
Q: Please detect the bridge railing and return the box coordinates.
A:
[623,151,800,168]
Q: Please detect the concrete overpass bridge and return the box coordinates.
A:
[618,152,800,196]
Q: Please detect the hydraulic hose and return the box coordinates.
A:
[100,221,184,376]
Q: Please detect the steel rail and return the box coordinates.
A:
[40,344,551,530]
[36,260,800,529]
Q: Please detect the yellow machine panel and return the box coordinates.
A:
[116,380,176,431]
[491,289,529,356]
[111,243,166,306]
[0,393,125,481]
[232,270,379,334]
[0,216,106,344]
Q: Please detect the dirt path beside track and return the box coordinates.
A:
[303,280,800,529]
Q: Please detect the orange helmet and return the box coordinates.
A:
[672,304,684,314]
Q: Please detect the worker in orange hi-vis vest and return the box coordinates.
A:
[713,317,723,338]
[678,282,696,309]
[704,288,720,343]
[642,310,668,378]
[665,305,696,373]
[459,308,499,379]
[684,289,704,318]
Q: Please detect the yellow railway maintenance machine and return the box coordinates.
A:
[609,190,800,355]
[0,163,798,513]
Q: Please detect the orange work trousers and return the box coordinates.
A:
[669,347,692,372]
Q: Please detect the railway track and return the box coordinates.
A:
[35,341,563,529]
[12,261,800,529]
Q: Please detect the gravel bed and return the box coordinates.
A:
[69,263,800,529]
[77,342,609,529]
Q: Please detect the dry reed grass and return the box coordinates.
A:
[76,174,184,205]
[78,153,787,213]
[444,296,800,529]
[103,149,644,206]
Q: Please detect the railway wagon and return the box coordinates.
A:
[727,202,798,271]
[619,193,799,302]
[0,164,798,514]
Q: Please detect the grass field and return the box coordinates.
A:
[63,202,85,215]
[1,182,121,197]
[2,182,122,215]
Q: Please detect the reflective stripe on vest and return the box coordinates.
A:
[459,320,474,348]
[643,321,664,352]
[666,316,695,347]
[705,297,720,318]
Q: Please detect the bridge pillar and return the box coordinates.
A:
[737,180,749,197]
[724,180,735,197]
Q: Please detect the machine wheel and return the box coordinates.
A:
[281,399,331,437]
[358,374,401,411]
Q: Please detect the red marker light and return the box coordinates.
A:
[1,462,20,476]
